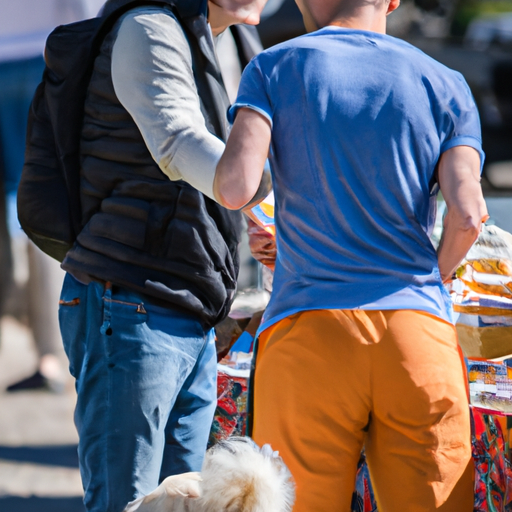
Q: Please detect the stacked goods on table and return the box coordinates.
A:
[472,410,512,510]
[453,226,512,360]
[208,359,250,446]
[451,224,512,511]
[351,452,378,512]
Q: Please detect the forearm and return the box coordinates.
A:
[214,108,271,209]
[436,146,488,282]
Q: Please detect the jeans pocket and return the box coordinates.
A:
[58,274,86,379]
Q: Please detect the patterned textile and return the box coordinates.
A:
[208,371,248,447]
[352,452,378,512]
[472,410,512,511]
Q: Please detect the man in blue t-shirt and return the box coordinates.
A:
[209,0,489,510]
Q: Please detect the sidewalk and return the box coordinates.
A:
[0,315,84,512]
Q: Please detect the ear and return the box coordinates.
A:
[386,0,400,15]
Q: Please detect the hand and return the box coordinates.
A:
[246,218,276,271]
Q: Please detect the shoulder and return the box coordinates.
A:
[248,33,309,72]
[114,6,186,44]
[389,37,465,82]
[113,5,190,60]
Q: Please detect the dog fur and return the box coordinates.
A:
[123,437,295,512]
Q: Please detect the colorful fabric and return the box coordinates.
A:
[208,372,248,447]
[229,27,484,333]
[352,452,378,512]
[472,410,512,511]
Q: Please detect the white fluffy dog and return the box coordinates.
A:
[123,437,295,512]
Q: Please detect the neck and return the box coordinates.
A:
[299,0,391,34]
[328,9,387,33]
[208,2,231,36]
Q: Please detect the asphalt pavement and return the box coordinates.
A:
[0,316,84,512]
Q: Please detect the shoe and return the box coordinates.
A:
[6,371,64,393]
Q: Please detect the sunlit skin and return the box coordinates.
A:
[213,0,488,282]
[295,0,400,34]
[208,0,269,36]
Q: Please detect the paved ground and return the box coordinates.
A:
[0,316,85,512]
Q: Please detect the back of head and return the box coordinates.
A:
[200,437,295,512]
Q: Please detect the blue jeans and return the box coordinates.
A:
[59,273,217,512]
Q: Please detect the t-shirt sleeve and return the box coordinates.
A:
[438,71,485,172]
[228,58,273,126]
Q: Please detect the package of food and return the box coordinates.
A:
[450,226,512,358]
[456,225,512,299]
[455,301,512,359]
[457,260,512,299]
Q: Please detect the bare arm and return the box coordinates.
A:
[214,108,271,209]
[437,146,488,282]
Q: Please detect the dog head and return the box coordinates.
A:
[198,437,295,512]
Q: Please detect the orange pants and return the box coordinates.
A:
[252,309,473,512]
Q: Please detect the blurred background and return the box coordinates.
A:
[0,0,511,511]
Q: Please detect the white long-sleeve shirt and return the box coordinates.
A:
[111,7,225,199]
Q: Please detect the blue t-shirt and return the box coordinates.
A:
[228,27,484,332]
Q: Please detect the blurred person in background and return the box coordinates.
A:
[0,150,12,325]
[0,0,105,391]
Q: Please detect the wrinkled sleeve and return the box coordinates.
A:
[111,8,224,198]
[228,57,273,126]
[438,71,485,172]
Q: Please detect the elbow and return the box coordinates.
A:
[213,162,260,210]
[213,172,253,210]
[216,191,250,210]
[446,209,483,244]
[462,218,482,244]
[461,219,482,243]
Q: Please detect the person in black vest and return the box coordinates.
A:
[56,1,269,510]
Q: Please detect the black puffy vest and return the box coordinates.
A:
[61,6,243,328]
